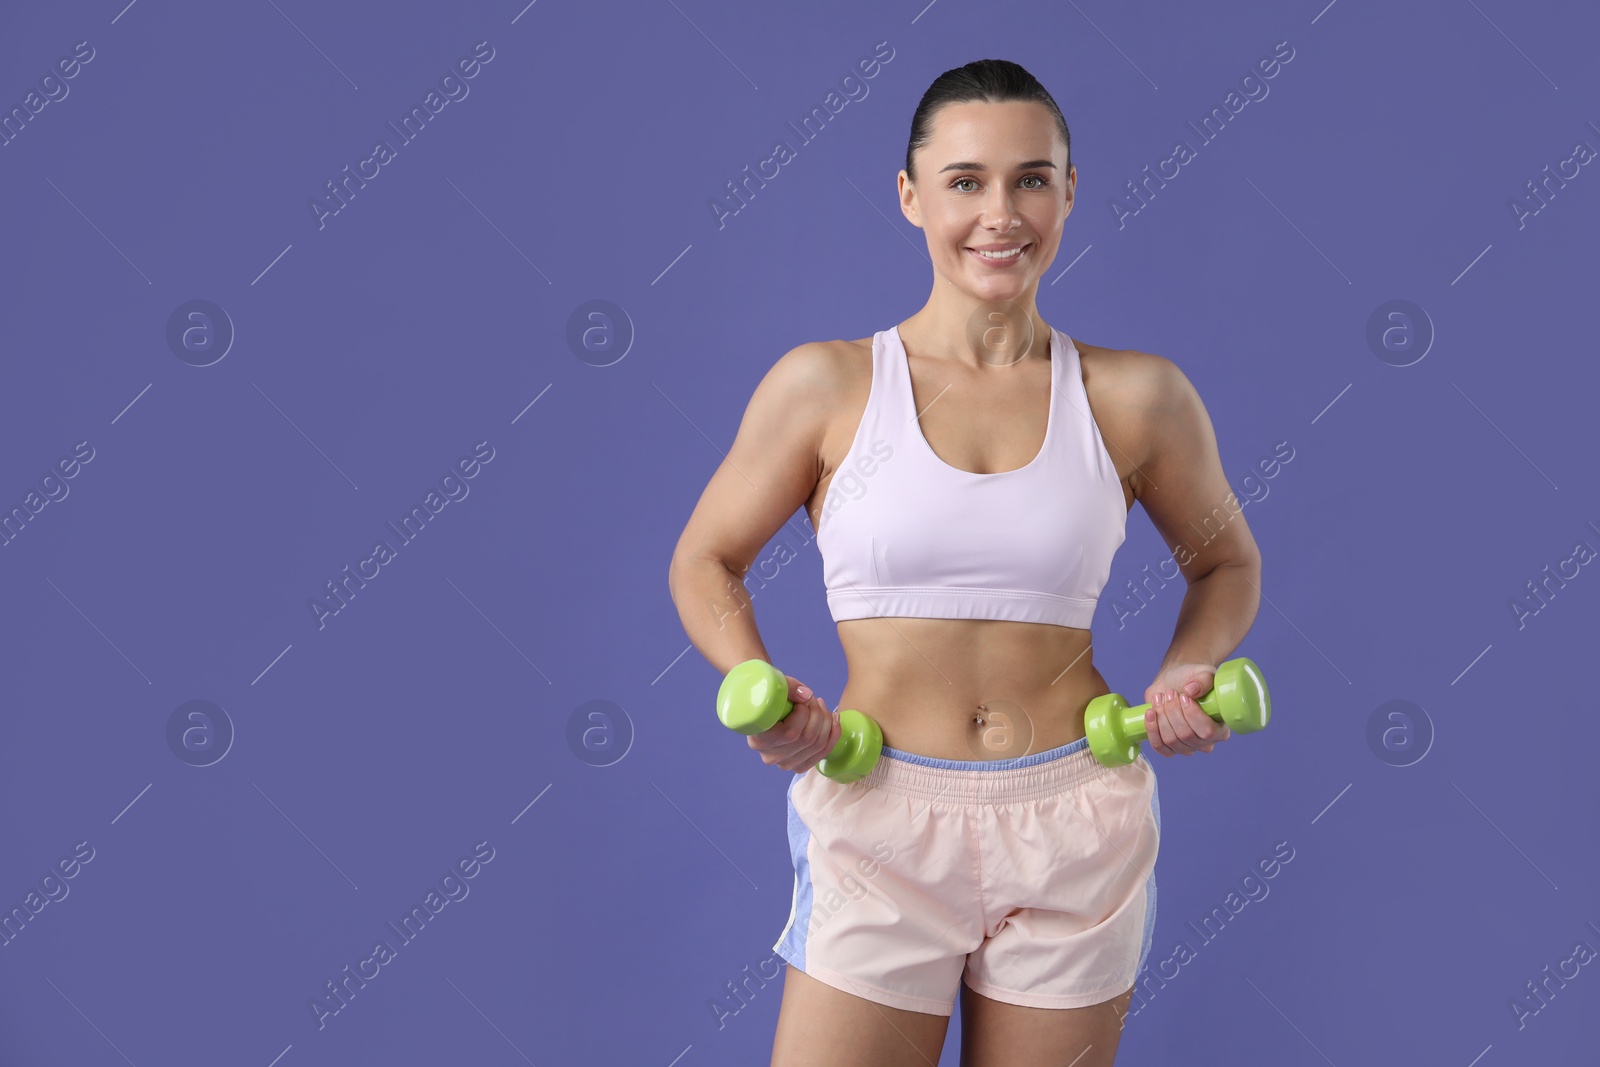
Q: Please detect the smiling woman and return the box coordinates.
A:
[669,56,1262,1067]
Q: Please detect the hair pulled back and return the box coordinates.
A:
[904,58,1071,182]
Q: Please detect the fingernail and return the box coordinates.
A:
[798,685,811,699]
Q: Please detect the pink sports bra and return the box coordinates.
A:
[816,322,1128,629]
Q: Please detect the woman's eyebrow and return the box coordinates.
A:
[938,159,1057,173]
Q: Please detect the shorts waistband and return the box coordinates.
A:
[861,735,1117,803]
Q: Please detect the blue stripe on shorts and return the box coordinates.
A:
[772,773,814,970]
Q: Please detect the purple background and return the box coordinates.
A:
[3,0,1597,1064]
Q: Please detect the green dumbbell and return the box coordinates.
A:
[1084,657,1271,767]
[716,659,883,783]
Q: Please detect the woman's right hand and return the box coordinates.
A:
[747,676,841,774]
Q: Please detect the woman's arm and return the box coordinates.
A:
[1160,562,1261,676]
[1120,352,1264,754]
[668,342,839,676]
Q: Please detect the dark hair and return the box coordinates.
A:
[904,59,1071,182]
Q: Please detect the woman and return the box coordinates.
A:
[669,59,1262,1067]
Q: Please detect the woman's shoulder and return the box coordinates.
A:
[777,334,875,367]
[742,337,872,453]
[1076,340,1187,411]
[762,335,873,401]
[756,338,875,474]
[1075,341,1198,467]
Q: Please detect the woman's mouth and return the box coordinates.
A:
[966,243,1031,267]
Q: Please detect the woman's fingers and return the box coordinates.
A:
[1149,689,1232,756]
[785,675,813,706]
[784,698,835,773]
[748,695,836,773]
[812,703,839,769]
[1179,689,1229,752]
[1148,690,1201,756]
[1146,691,1179,756]
[1172,691,1208,753]
[747,706,802,751]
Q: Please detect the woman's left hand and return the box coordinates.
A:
[1141,663,1230,757]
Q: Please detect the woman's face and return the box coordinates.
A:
[899,99,1075,301]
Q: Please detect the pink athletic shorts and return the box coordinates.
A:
[772,734,1160,1016]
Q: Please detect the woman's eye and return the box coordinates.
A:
[952,175,1049,192]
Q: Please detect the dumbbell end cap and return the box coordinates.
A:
[1215,657,1271,734]
[1084,693,1139,767]
[1088,737,1138,767]
[819,709,883,783]
[716,659,788,735]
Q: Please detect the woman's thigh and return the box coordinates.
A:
[958,981,1135,1067]
[771,964,952,1067]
